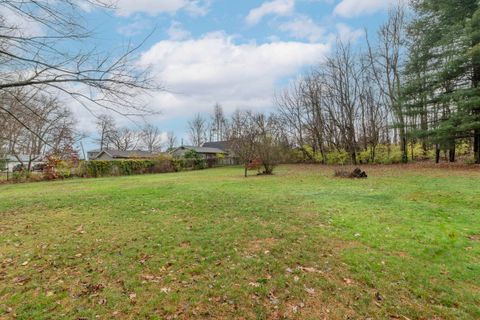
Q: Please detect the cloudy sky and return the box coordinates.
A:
[75,0,401,148]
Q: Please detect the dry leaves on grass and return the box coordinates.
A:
[12,276,31,285]
[304,287,315,295]
[140,273,162,283]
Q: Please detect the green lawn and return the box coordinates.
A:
[0,165,479,319]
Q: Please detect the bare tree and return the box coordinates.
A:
[209,103,228,141]
[323,40,362,164]
[229,110,257,177]
[0,91,76,169]
[0,0,159,138]
[109,127,139,151]
[276,81,311,160]
[95,114,116,150]
[141,124,163,152]
[187,113,208,147]
[251,112,283,174]
[166,131,177,150]
[366,5,408,162]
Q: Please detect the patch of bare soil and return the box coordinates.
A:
[245,237,277,254]
[468,234,480,241]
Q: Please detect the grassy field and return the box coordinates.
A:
[0,165,479,319]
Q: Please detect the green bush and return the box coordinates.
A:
[326,150,349,165]
[0,159,6,171]
[12,170,30,182]
[183,150,206,170]
[86,159,176,178]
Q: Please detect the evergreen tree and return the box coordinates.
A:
[403,0,480,163]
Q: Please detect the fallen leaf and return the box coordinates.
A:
[304,287,315,294]
[298,266,318,273]
[46,291,54,297]
[160,287,171,293]
[21,261,29,266]
[129,293,136,300]
[12,276,30,285]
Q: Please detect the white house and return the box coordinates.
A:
[1,155,44,171]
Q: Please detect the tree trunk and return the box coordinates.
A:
[449,144,456,163]
[244,164,248,178]
[435,144,440,164]
[351,151,357,165]
[474,133,480,164]
[401,135,408,163]
[472,11,480,164]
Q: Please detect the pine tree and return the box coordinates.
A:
[403,0,480,163]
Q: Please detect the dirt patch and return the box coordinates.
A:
[396,251,411,258]
[245,237,277,254]
[468,234,480,241]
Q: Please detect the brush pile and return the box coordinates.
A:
[334,168,368,179]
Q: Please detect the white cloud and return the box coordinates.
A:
[117,18,151,36]
[138,32,329,118]
[334,0,405,18]
[335,23,364,42]
[167,21,191,40]
[246,0,295,25]
[279,15,326,43]
[114,0,210,17]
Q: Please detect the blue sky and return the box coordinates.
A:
[73,0,401,149]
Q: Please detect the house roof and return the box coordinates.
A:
[202,141,232,151]
[94,150,160,159]
[172,146,226,154]
[5,155,43,162]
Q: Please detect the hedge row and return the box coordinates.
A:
[86,159,169,177]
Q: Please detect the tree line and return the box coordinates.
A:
[188,1,480,170]
[2,0,479,173]
[94,114,177,153]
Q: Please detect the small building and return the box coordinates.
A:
[202,141,234,153]
[87,149,101,160]
[170,146,226,160]
[91,150,161,161]
[202,141,238,165]
[2,155,44,171]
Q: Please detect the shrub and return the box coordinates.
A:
[12,170,30,182]
[0,159,6,171]
[183,150,206,170]
[326,150,349,165]
[86,159,176,178]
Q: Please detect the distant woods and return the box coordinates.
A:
[190,1,480,166]
[276,1,480,165]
